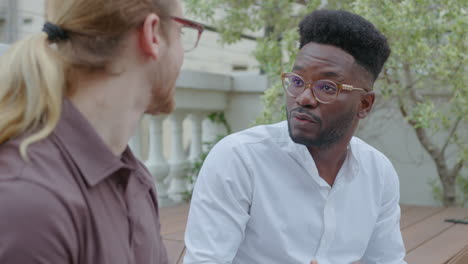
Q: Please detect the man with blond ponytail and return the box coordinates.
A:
[0,0,203,263]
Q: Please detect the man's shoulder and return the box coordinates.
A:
[217,121,288,150]
[0,136,71,181]
[0,177,78,261]
[350,137,394,169]
[0,136,60,180]
[350,138,400,199]
[0,136,86,209]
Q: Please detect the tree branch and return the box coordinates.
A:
[401,104,452,184]
[398,69,448,179]
[450,159,464,180]
[439,117,462,158]
[405,75,424,90]
[397,95,408,118]
[403,64,424,104]
[399,99,439,158]
[413,124,442,162]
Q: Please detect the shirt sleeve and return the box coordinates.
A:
[0,179,77,264]
[362,159,407,264]
[184,137,253,264]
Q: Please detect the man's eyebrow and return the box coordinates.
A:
[292,66,342,78]
[322,71,340,78]
[292,65,304,72]
[293,65,337,74]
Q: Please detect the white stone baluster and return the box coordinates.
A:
[167,111,189,202]
[202,116,228,152]
[129,122,143,161]
[187,112,205,191]
[145,115,170,204]
[189,112,205,163]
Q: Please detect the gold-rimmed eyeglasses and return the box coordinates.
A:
[281,72,367,104]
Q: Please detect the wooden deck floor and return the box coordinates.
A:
[160,204,468,264]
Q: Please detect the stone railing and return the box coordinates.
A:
[129,70,267,206]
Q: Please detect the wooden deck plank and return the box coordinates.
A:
[400,206,445,229]
[405,223,468,264]
[161,203,468,263]
[163,239,185,264]
[160,203,190,236]
[163,230,186,241]
[447,245,468,264]
[160,217,189,235]
[402,207,468,252]
[159,203,190,221]
[400,204,415,213]
[177,248,187,264]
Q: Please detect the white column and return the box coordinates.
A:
[189,112,205,163]
[202,116,228,152]
[187,112,205,192]
[167,111,189,202]
[145,115,170,202]
[129,122,143,161]
[6,0,19,43]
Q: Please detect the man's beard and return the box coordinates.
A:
[287,107,356,149]
[145,85,175,115]
[145,51,179,115]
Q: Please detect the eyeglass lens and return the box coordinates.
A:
[284,74,338,103]
[181,26,200,52]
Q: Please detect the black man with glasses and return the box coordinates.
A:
[184,10,406,264]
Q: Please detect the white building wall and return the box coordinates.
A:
[0,0,259,74]
[0,0,45,41]
[182,30,258,73]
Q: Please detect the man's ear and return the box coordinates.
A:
[357,91,375,119]
[139,13,161,61]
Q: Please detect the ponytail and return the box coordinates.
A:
[0,33,66,159]
[1,0,177,160]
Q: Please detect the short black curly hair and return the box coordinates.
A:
[299,10,391,81]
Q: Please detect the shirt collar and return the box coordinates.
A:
[282,122,360,183]
[53,99,137,187]
[347,138,361,180]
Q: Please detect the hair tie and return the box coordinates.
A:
[42,22,69,42]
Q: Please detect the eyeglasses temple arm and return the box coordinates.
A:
[342,84,366,92]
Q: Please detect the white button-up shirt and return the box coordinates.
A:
[184,121,407,264]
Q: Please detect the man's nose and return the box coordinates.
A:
[295,84,319,108]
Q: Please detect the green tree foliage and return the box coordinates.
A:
[184,0,467,206]
[351,0,467,206]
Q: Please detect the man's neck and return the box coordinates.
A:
[68,70,151,156]
[307,136,352,187]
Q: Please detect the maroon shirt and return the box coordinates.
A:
[0,100,168,264]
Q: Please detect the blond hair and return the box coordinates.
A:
[0,0,175,159]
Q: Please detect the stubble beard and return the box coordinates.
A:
[287,108,357,150]
[145,83,176,115]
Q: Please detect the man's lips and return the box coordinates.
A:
[293,112,318,123]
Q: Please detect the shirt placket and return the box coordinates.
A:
[123,176,138,264]
[114,171,134,252]
[297,144,348,261]
[315,169,346,261]
[315,188,335,259]
[125,174,152,264]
